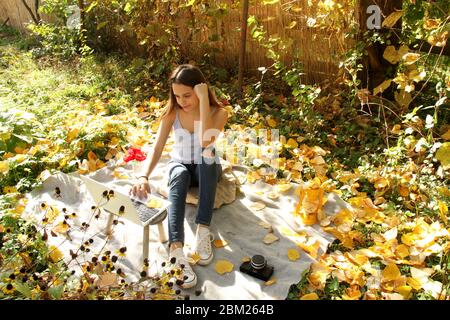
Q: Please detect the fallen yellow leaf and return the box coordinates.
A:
[215,260,234,275]
[263,233,280,245]
[438,200,448,223]
[266,117,277,128]
[286,138,298,149]
[427,31,448,47]
[300,292,319,300]
[342,286,362,300]
[249,201,266,211]
[275,183,292,193]
[213,239,229,248]
[382,10,403,28]
[188,252,201,265]
[264,278,277,286]
[0,161,9,174]
[297,240,320,259]
[395,244,410,259]
[396,285,412,299]
[267,191,280,200]
[258,221,272,229]
[52,221,70,234]
[49,245,64,263]
[406,277,422,290]
[287,249,301,261]
[382,263,401,282]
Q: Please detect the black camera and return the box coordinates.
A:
[239,255,274,281]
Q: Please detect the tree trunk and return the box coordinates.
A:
[358,0,403,91]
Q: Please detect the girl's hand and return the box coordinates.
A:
[194,83,209,100]
[129,177,151,199]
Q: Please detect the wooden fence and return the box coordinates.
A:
[0,0,356,84]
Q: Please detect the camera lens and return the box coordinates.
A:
[250,255,266,270]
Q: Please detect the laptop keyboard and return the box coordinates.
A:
[130,199,163,224]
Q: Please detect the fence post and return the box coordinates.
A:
[238,0,249,97]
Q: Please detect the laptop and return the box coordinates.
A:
[80,175,171,227]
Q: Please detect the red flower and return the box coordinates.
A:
[124,148,146,163]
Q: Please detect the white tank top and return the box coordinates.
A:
[170,107,217,163]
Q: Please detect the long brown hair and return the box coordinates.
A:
[159,64,224,119]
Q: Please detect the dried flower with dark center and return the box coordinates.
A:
[176,279,184,286]
[70,250,77,259]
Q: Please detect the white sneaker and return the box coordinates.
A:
[169,248,197,289]
[193,227,215,266]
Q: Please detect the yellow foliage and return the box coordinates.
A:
[215,260,234,275]
[300,292,319,300]
[373,79,392,95]
[295,184,325,225]
[382,263,401,282]
[0,161,9,174]
[49,246,64,263]
[213,239,229,248]
[435,142,450,169]
[287,249,301,261]
[382,11,403,28]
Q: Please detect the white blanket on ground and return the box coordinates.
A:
[23,155,351,300]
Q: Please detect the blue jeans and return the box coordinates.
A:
[167,155,222,245]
